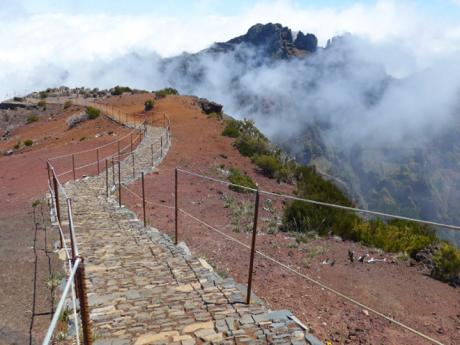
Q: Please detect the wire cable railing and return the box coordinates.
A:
[162,167,459,345]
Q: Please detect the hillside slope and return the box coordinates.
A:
[110,93,460,345]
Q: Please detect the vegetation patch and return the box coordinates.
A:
[24,139,33,146]
[37,100,47,109]
[63,100,73,109]
[86,106,101,119]
[111,85,132,95]
[228,167,256,193]
[222,120,241,138]
[26,114,39,124]
[154,87,178,98]
[144,99,154,111]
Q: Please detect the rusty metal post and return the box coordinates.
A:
[72,154,76,180]
[112,157,115,186]
[52,174,61,224]
[118,160,121,207]
[76,257,93,345]
[142,172,146,227]
[52,173,63,248]
[117,140,120,158]
[174,168,178,245]
[161,136,163,158]
[132,153,135,178]
[105,159,109,197]
[96,148,100,175]
[130,134,133,152]
[246,189,260,304]
[46,161,51,186]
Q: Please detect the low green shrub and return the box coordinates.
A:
[26,114,39,124]
[207,112,223,121]
[144,99,154,111]
[155,88,178,98]
[253,154,282,178]
[111,86,132,95]
[228,168,257,193]
[86,106,101,119]
[63,100,73,109]
[38,100,47,108]
[222,120,240,138]
[24,139,33,146]
[432,242,460,282]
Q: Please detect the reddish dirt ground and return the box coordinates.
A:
[0,101,131,344]
[114,94,460,345]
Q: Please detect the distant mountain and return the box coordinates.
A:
[157,23,460,246]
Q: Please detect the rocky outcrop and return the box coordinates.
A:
[209,23,318,59]
[294,32,318,52]
[197,98,223,114]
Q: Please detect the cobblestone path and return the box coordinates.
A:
[59,125,313,345]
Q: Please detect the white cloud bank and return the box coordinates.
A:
[1,0,460,99]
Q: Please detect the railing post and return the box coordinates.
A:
[118,160,121,207]
[161,136,163,158]
[105,159,109,197]
[76,257,93,345]
[130,134,133,152]
[46,161,51,186]
[52,173,63,248]
[72,154,76,180]
[174,168,178,245]
[112,157,115,186]
[117,140,120,158]
[52,174,61,225]
[142,172,146,227]
[96,149,100,175]
[151,144,154,166]
[132,153,135,178]
[246,189,260,304]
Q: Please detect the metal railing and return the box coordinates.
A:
[42,98,171,345]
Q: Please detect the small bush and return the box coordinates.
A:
[207,112,223,121]
[222,120,240,138]
[253,154,282,178]
[63,100,73,109]
[79,136,86,141]
[26,114,39,124]
[13,96,24,102]
[86,106,101,119]
[39,91,48,99]
[432,242,460,282]
[111,86,132,96]
[228,168,257,193]
[234,134,270,157]
[24,139,33,146]
[144,99,154,111]
[38,100,47,108]
[13,141,20,149]
[155,88,178,98]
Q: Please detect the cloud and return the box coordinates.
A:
[1,0,460,99]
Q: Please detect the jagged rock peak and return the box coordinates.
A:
[210,23,318,59]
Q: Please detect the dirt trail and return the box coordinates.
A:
[114,94,460,345]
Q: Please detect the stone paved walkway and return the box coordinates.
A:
[59,124,314,345]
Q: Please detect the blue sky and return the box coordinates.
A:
[11,0,460,19]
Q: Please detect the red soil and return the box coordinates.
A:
[0,102,131,344]
[114,94,460,345]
